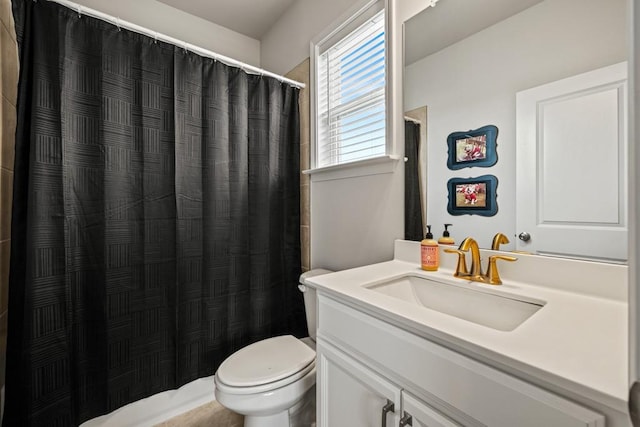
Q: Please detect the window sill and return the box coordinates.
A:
[303,155,402,182]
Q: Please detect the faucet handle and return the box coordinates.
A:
[444,248,469,277]
[486,255,517,285]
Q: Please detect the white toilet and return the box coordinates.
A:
[214,269,332,427]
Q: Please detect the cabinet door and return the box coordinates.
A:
[401,392,461,427]
[317,337,401,427]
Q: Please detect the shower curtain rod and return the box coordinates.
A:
[46,0,306,89]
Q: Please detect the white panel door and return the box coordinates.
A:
[516,62,628,261]
[316,338,402,427]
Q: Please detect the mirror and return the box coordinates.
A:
[403,0,628,262]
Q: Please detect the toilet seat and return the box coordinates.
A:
[215,335,316,395]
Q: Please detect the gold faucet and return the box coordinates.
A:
[491,233,510,250]
[445,237,517,285]
[458,237,483,278]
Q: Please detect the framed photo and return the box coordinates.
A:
[447,175,498,216]
[447,125,498,170]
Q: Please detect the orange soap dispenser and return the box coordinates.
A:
[421,225,439,271]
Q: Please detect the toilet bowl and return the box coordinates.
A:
[214,269,332,427]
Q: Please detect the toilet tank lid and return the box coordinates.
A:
[216,335,315,387]
[299,269,333,285]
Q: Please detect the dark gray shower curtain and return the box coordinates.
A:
[173,52,304,385]
[5,1,305,425]
[405,120,423,241]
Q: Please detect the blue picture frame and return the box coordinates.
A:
[447,175,498,217]
[447,125,498,170]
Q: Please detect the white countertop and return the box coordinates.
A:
[306,240,629,413]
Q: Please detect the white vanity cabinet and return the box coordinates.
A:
[317,338,460,427]
[316,294,606,427]
[316,339,402,427]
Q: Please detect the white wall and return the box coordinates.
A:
[260,0,362,75]
[311,168,404,271]
[404,0,627,250]
[72,0,260,67]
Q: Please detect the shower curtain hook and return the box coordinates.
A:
[154,32,159,44]
[77,5,82,18]
[116,17,122,31]
[183,42,188,54]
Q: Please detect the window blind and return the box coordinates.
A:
[317,10,386,167]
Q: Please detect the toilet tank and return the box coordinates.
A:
[299,269,333,342]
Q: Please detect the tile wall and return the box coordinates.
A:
[285,58,311,272]
[0,0,17,396]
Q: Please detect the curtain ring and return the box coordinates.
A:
[183,42,188,54]
[116,18,122,31]
[154,32,159,44]
[77,5,82,18]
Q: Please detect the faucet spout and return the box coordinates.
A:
[458,237,483,278]
[491,233,510,251]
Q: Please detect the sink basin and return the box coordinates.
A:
[365,275,544,331]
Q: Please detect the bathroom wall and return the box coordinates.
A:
[0,0,18,401]
[72,0,261,66]
[404,0,627,248]
[260,0,361,75]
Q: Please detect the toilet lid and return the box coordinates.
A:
[216,335,315,387]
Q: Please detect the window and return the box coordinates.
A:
[315,9,386,168]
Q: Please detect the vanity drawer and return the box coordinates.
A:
[317,295,604,427]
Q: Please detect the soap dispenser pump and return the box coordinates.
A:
[438,224,455,245]
[421,225,439,271]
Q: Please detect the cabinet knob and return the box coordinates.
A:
[399,412,413,426]
[381,399,395,427]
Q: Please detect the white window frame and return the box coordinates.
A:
[308,0,400,180]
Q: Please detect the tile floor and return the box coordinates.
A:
[154,401,243,427]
